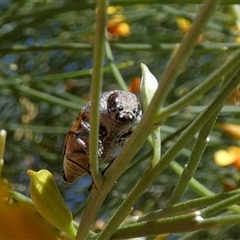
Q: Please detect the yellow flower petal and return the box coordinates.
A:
[214,149,236,166]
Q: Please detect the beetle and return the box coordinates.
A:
[63,90,142,183]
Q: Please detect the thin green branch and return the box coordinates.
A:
[88,0,108,189]
[139,189,240,221]
[2,42,240,53]
[154,0,217,109]
[201,193,240,218]
[75,0,108,239]
[169,160,240,214]
[0,43,92,53]
[105,40,128,91]
[0,78,86,108]
[13,85,81,111]
[111,189,240,239]
[36,82,85,104]
[166,107,220,207]
[159,48,240,120]
[111,0,240,4]
[111,213,240,239]
[76,189,105,239]
[187,105,240,113]
[30,61,133,82]
[8,190,35,210]
[162,5,238,37]
[4,124,67,134]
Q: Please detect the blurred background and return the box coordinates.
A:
[1,1,240,239]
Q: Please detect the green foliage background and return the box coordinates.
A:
[1,1,240,239]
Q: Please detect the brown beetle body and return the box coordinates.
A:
[63,90,142,183]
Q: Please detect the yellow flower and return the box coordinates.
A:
[176,17,203,43]
[214,146,240,169]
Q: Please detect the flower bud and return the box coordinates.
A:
[140,64,161,167]
[140,63,158,111]
[27,169,76,238]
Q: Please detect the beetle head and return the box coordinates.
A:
[107,91,142,124]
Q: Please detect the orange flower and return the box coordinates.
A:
[0,180,60,239]
[108,21,130,38]
[107,6,130,39]
[220,123,240,140]
[128,77,141,94]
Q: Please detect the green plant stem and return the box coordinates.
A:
[96,69,240,240]
[151,128,161,167]
[153,0,217,109]
[166,107,220,207]
[159,48,240,119]
[190,105,240,113]
[88,0,108,190]
[36,82,86,105]
[0,43,92,53]
[105,40,128,91]
[8,190,35,210]
[13,85,81,111]
[111,0,240,4]
[139,189,240,221]
[2,43,240,53]
[76,188,106,239]
[111,214,240,239]
[4,124,67,134]
[111,190,240,239]
[201,192,240,218]
[75,0,108,238]
[162,5,237,37]
[112,42,240,51]
[169,160,240,214]
[29,61,133,82]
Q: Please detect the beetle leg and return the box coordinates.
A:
[75,131,88,148]
[117,130,133,147]
[101,157,116,176]
[98,139,104,157]
[81,119,90,132]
